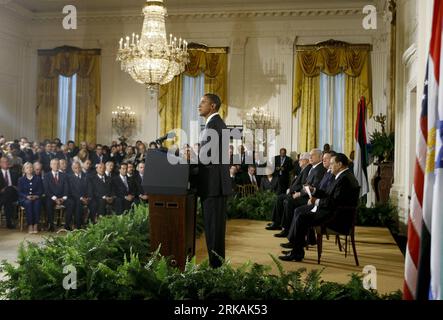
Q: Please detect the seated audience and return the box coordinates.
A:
[134,162,149,203]
[260,166,279,193]
[135,143,147,167]
[123,146,136,164]
[112,163,137,215]
[274,149,328,238]
[240,165,259,187]
[68,161,92,229]
[89,163,114,220]
[18,162,43,234]
[38,142,54,173]
[105,161,115,178]
[266,152,311,231]
[279,153,359,262]
[43,158,72,231]
[91,144,109,167]
[33,161,44,178]
[0,157,19,229]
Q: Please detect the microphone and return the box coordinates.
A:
[155,131,176,144]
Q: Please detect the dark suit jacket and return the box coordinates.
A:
[274,155,293,181]
[0,169,19,190]
[300,163,327,196]
[91,153,110,167]
[196,114,232,197]
[67,147,79,159]
[18,175,43,201]
[38,152,54,172]
[89,174,113,199]
[260,176,279,193]
[314,169,360,233]
[133,173,146,196]
[240,173,259,186]
[0,169,19,202]
[43,172,69,199]
[288,164,312,194]
[111,175,137,199]
[67,173,90,200]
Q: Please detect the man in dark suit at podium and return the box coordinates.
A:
[197,93,232,268]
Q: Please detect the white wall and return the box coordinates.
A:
[0,5,35,141]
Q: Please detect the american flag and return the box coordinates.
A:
[404,0,443,300]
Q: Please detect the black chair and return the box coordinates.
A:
[315,206,359,266]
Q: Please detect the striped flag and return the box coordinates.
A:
[430,0,443,300]
[405,0,443,300]
[353,96,369,197]
[403,65,427,299]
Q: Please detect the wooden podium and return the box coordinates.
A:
[143,149,197,270]
[148,193,196,270]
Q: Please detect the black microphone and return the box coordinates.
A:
[155,131,176,144]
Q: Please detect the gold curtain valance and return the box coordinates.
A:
[37,47,101,143]
[159,45,228,137]
[293,40,372,117]
[38,47,101,79]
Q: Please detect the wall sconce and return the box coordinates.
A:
[111,106,136,144]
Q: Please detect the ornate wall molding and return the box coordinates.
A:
[31,8,364,23]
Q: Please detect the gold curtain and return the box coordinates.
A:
[293,41,372,154]
[158,74,183,147]
[158,46,228,137]
[36,47,101,143]
[298,76,320,153]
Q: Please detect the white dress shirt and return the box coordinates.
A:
[1,169,11,187]
[205,112,219,126]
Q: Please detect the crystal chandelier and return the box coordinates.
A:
[116,0,189,91]
[112,106,136,144]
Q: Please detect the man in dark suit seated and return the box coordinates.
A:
[266,152,311,230]
[33,161,44,179]
[105,161,115,178]
[43,158,72,231]
[134,162,149,203]
[91,144,109,168]
[0,157,19,229]
[275,150,331,237]
[38,142,54,173]
[229,165,240,195]
[259,166,279,193]
[279,153,359,262]
[112,162,137,215]
[89,163,114,220]
[67,161,91,229]
[274,148,293,194]
[67,140,79,159]
[240,165,259,187]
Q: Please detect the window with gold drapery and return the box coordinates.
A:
[292,40,372,155]
[159,44,228,144]
[36,46,101,143]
